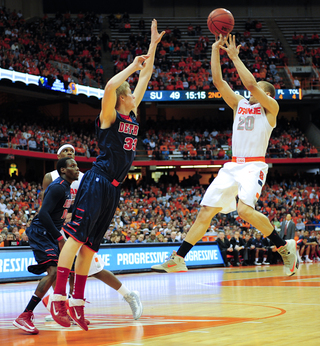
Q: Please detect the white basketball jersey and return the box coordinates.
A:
[50,170,84,201]
[232,98,274,157]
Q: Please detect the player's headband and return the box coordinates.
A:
[57,144,75,155]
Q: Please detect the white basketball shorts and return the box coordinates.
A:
[201,161,268,214]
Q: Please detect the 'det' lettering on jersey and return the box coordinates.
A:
[118,122,139,136]
[93,111,139,183]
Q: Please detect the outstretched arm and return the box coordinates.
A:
[133,19,165,111]
[220,34,279,117]
[211,34,243,111]
[100,55,150,128]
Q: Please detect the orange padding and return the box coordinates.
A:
[232,156,265,163]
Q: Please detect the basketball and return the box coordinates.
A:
[207,8,234,36]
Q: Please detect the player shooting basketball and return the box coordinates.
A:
[152,34,299,277]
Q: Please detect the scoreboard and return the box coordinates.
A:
[0,68,303,102]
[142,89,302,102]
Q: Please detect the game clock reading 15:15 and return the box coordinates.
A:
[185,91,207,100]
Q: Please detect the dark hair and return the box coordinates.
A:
[57,157,71,176]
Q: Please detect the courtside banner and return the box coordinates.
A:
[0,243,223,282]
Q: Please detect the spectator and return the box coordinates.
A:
[119,234,127,243]
[255,20,262,32]
[297,232,313,263]
[135,233,145,243]
[280,214,296,240]
[230,230,245,265]
[28,137,37,151]
[146,231,159,243]
[242,233,255,265]
[252,232,268,265]
[3,232,16,246]
[187,23,195,36]
[293,77,301,89]
[19,232,29,246]
[273,217,281,232]
[168,231,179,243]
[19,137,27,150]
[216,231,234,267]
[296,218,305,232]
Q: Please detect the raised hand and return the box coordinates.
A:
[212,33,225,49]
[150,19,165,44]
[132,54,150,70]
[219,34,241,60]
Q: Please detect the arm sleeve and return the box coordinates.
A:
[38,185,64,240]
[68,203,74,215]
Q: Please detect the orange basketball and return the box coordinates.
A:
[207,8,234,36]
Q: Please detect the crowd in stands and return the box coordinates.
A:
[0,179,41,247]
[1,115,318,161]
[1,6,319,90]
[108,15,287,91]
[2,171,320,266]
[292,31,320,67]
[142,117,318,160]
[0,7,104,87]
[0,117,99,158]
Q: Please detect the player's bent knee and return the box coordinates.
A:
[237,205,253,221]
[198,206,220,221]
[46,266,57,279]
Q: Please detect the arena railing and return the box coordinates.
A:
[1,146,320,165]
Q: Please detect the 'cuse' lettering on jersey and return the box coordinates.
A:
[63,199,72,209]
[238,107,261,115]
[118,122,139,136]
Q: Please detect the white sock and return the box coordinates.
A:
[306,255,309,260]
[255,258,258,262]
[117,284,131,297]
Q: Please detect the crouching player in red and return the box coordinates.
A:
[13,157,79,334]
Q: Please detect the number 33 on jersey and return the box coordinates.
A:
[118,121,139,151]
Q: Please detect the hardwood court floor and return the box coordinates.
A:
[1,263,320,346]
